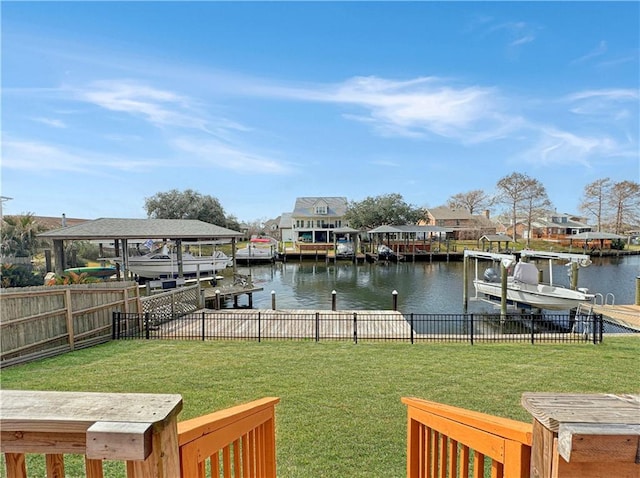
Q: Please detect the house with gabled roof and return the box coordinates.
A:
[423,206,496,240]
[530,212,591,241]
[285,197,349,245]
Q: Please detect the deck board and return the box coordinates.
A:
[590,304,640,331]
[156,309,411,339]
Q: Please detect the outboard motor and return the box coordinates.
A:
[483,268,500,283]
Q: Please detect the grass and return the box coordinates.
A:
[2,338,639,477]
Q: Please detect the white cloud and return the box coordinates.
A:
[570,40,608,65]
[74,79,249,138]
[566,88,639,118]
[171,137,292,175]
[518,128,628,167]
[2,138,154,173]
[32,117,67,128]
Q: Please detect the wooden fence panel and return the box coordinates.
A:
[0,282,141,367]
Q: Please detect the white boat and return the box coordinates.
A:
[465,250,595,310]
[336,242,355,258]
[235,238,277,263]
[113,245,231,279]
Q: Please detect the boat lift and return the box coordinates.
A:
[463,250,516,315]
[463,249,593,315]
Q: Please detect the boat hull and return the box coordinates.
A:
[113,252,231,279]
[235,247,276,263]
[64,267,116,279]
[474,279,594,310]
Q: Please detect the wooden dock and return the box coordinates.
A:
[157,309,411,340]
[203,284,264,308]
[589,303,640,332]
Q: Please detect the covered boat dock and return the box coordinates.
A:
[38,218,243,279]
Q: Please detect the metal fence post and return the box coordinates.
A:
[145,312,150,340]
[353,312,358,344]
[531,315,535,345]
[202,311,206,341]
[470,314,474,345]
[112,312,117,340]
[410,313,414,344]
[258,311,261,343]
[315,312,320,342]
[599,314,604,343]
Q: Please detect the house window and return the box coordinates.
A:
[315,205,328,215]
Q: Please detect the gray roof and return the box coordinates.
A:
[38,218,243,241]
[479,234,511,242]
[569,232,626,240]
[278,212,293,228]
[292,197,348,217]
[427,206,474,220]
[368,225,450,234]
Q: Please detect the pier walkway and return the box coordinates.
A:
[589,303,640,332]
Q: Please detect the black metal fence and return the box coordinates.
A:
[112,310,605,344]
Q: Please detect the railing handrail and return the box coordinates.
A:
[177,397,280,478]
[403,396,532,478]
[402,397,532,444]
[178,397,280,445]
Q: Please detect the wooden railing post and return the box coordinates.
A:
[1,390,182,478]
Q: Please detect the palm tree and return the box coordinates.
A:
[1,213,46,258]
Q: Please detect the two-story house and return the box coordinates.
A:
[284,197,349,246]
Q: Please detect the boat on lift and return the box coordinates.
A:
[111,243,231,279]
[235,237,278,264]
[465,249,595,310]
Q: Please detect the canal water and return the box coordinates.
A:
[236,254,639,315]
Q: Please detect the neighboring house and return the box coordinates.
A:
[33,214,88,230]
[289,197,349,244]
[530,212,591,241]
[263,217,281,240]
[279,213,294,244]
[423,206,496,240]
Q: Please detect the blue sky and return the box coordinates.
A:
[2,1,638,224]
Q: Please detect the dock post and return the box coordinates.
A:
[392,290,398,311]
[462,253,468,313]
[215,290,220,310]
[332,290,337,311]
[636,276,640,305]
[271,290,276,310]
[500,260,508,319]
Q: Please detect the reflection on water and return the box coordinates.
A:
[236,255,639,314]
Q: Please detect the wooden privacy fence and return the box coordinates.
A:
[402,397,533,478]
[177,397,280,478]
[0,282,140,367]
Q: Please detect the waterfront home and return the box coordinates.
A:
[423,206,497,240]
[281,197,350,248]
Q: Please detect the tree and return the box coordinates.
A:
[144,189,234,228]
[446,189,492,215]
[344,193,424,230]
[1,213,46,257]
[521,179,551,247]
[579,178,611,232]
[608,180,640,234]
[495,172,550,243]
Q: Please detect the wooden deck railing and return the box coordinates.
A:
[177,397,280,478]
[402,397,533,478]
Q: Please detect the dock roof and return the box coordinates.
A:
[38,218,243,241]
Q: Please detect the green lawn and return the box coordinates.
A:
[2,338,639,477]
